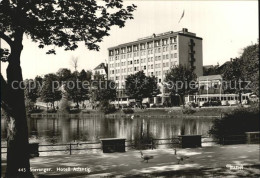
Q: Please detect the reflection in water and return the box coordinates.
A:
[1,115,213,146]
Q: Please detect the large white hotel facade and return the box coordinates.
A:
[108,28,203,105]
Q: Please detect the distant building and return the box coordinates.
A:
[92,62,108,80]
[108,28,203,106]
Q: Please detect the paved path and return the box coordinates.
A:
[1,144,260,177]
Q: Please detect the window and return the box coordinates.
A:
[155,40,160,47]
[109,50,114,56]
[127,46,132,53]
[166,54,169,59]
[171,54,173,58]
[158,48,161,53]
[163,55,165,60]
[148,42,152,49]
[151,57,153,62]
[133,45,138,51]
[174,53,177,58]
[174,45,177,50]
[162,39,168,45]
[144,66,146,70]
[151,64,153,69]
[140,43,145,50]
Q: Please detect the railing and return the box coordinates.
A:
[0,136,218,156]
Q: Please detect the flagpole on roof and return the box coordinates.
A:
[178,10,185,24]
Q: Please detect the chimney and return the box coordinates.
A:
[182,28,188,33]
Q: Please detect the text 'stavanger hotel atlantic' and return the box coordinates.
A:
[108,28,203,105]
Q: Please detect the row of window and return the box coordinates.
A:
[109,37,177,56]
[109,54,178,68]
[109,45,178,60]
[110,60,178,74]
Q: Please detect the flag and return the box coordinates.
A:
[178,10,185,23]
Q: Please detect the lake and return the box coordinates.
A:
[1,114,215,156]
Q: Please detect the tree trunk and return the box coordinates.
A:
[4,33,33,177]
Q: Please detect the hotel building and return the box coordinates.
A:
[108,28,203,105]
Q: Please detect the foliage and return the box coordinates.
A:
[56,68,72,82]
[182,106,196,114]
[0,0,136,176]
[79,69,92,81]
[24,79,39,109]
[90,79,117,103]
[40,74,62,109]
[68,108,81,114]
[46,109,57,113]
[220,42,259,95]
[221,58,245,94]
[240,42,259,96]
[185,101,198,108]
[122,108,134,114]
[64,75,89,107]
[203,64,220,76]
[100,100,117,114]
[165,65,197,105]
[0,0,137,56]
[208,104,259,142]
[125,71,160,103]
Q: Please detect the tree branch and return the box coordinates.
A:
[0,32,13,47]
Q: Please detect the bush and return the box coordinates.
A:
[47,109,57,113]
[100,101,117,114]
[28,108,44,113]
[182,106,196,114]
[186,102,198,108]
[208,104,259,142]
[122,108,134,114]
[68,108,81,114]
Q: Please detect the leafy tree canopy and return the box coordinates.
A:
[0,0,137,57]
[125,71,159,102]
[165,65,197,99]
[40,73,62,108]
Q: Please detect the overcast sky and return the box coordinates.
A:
[1,0,258,79]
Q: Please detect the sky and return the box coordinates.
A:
[1,0,258,79]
